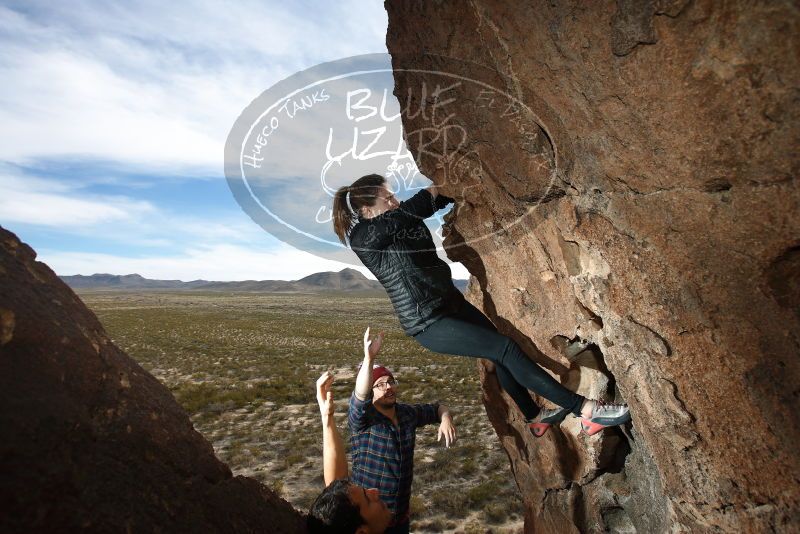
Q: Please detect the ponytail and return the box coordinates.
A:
[331,174,386,246]
[332,186,354,245]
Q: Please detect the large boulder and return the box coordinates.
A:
[386,1,799,531]
[0,227,306,533]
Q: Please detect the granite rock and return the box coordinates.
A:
[386,0,799,531]
[0,226,306,533]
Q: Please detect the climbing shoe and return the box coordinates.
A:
[528,406,570,437]
[580,401,631,436]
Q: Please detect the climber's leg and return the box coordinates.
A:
[414,300,584,416]
[493,362,540,420]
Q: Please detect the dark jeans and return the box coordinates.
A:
[414,300,584,419]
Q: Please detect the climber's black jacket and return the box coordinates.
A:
[349,189,464,336]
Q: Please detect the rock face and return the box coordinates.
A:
[0,227,306,533]
[386,1,799,532]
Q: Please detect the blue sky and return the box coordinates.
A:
[0,0,468,281]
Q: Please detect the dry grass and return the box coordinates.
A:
[80,290,524,532]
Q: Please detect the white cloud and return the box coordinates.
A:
[0,164,262,248]
[0,1,389,174]
[0,167,155,227]
[0,2,476,283]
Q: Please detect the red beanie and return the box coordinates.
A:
[371,365,394,385]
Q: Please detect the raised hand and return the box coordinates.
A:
[316,371,335,418]
[363,326,384,360]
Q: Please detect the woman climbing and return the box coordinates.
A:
[332,173,630,437]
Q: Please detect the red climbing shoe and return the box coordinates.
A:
[528,406,570,437]
[580,401,631,436]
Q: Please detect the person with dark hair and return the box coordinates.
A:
[308,371,392,534]
[348,327,455,534]
[331,172,631,438]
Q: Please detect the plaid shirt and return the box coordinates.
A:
[348,392,439,522]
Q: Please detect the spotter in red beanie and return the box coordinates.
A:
[371,365,394,385]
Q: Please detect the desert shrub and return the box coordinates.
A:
[222,442,250,466]
[431,488,469,518]
[483,452,508,471]
[467,480,498,508]
[461,457,477,476]
[409,495,427,518]
[463,521,487,534]
[416,518,446,532]
[283,452,305,469]
[484,502,508,524]
[269,478,284,497]
[171,382,219,413]
[429,447,458,471]
[171,380,309,414]
[456,442,483,458]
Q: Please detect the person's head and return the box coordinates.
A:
[332,174,400,244]
[371,365,398,410]
[307,479,392,534]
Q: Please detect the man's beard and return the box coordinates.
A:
[374,395,396,409]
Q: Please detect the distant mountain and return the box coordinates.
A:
[61,273,209,290]
[297,268,381,291]
[60,269,469,293]
[196,268,383,292]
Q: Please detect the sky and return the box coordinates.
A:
[0,0,469,281]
